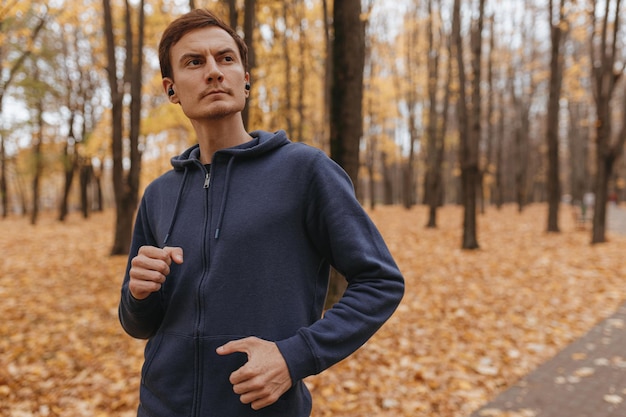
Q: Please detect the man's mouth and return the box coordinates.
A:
[200,88,229,99]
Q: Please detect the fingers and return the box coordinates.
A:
[216,337,252,357]
[128,246,183,299]
[238,384,282,410]
[216,337,292,410]
[164,246,184,264]
[137,246,184,269]
[128,276,163,300]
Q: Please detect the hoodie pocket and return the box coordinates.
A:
[198,336,311,417]
[140,333,195,416]
[196,336,247,416]
[140,334,311,417]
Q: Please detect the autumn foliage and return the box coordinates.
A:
[1,204,625,417]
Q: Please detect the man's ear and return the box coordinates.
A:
[244,73,251,97]
[163,78,177,102]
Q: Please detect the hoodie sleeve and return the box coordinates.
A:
[276,151,405,382]
[118,197,166,339]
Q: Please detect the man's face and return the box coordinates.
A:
[165,26,249,121]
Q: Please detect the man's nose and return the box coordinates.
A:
[206,58,224,82]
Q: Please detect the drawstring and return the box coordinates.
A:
[162,169,189,247]
[214,156,235,239]
[162,157,233,243]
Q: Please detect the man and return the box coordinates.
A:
[119,9,404,417]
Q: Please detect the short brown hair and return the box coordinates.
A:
[158,9,248,79]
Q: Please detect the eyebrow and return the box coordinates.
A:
[215,47,239,60]
[178,53,203,63]
[178,48,238,62]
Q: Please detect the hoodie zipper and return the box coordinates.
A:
[193,163,212,416]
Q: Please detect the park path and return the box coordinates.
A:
[468,204,626,417]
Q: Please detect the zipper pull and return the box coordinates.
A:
[204,171,210,188]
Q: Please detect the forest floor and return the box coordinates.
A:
[1,203,626,417]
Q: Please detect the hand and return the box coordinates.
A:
[129,246,183,300]
[217,337,292,410]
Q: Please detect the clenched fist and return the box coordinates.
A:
[129,246,184,300]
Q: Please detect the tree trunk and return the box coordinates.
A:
[103,0,145,255]
[59,103,78,222]
[80,162,92,219]
[322,0,332,153]
[402,7,420,210]
[590,0,624,244]
[495,91,505,209]
[325,0,366,309]
[226,0,237,29]
[568,102,590,204]
[31,101,44,225]
[546,0,566,233]
[424,0,449,228]
[453,0,483,250]
[58,141,78,222]
[382,152,394,205]
[467,0,485,243]
[508,61,532,213]
[592,148,611,242]
[126,0,144,232]
[93,164,104,212]
[329,0,365,189]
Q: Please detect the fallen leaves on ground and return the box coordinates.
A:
[1,204,625,417]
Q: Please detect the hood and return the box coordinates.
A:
[171,130,290,171]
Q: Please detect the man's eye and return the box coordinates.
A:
[188,59,202,66]
[223,56,234,62]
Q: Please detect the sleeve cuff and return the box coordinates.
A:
[276,330,320,382]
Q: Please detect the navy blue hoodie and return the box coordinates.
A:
[119,130,404,417]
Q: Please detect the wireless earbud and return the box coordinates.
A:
[245,83,251,91]
[168,88,175,96]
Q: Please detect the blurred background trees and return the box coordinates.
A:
[1,0,625,250]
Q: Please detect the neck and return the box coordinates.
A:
[191,115,251,164]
